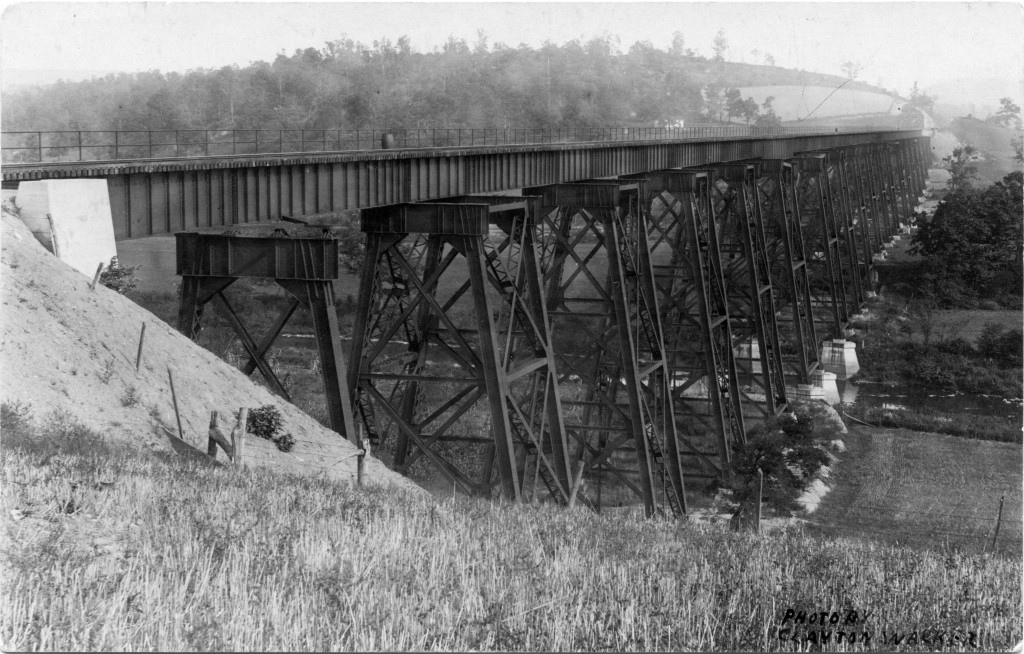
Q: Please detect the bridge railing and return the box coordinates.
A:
[1,124,902,164]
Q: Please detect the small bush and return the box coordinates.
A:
[99,256,139,295]
[247,405,283,441]
[246,405,296,452]
[275,432,296,453]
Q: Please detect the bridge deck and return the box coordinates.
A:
[3,129,923,240]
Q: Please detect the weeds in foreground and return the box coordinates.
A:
[1,403,1020,651]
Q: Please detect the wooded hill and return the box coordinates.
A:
[1,35,894,132]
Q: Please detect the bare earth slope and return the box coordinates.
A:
[0,209,420,493]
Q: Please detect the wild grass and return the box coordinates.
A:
[2,403,1021,651]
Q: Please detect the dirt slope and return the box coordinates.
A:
[0,207,421,493]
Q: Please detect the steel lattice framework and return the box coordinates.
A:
[743,159,820,385]
[347,199,574,502]
[622,169,746,478]
[174,134,931,517]
[519,181,687,517]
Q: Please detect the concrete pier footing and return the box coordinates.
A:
[735,338,762,374]
[792,383,826,402]
[810,369,840,405]
[821,339,860,379]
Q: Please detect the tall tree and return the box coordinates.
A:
[712,29,728,62]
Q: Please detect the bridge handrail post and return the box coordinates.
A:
[78,131,82,162]
[204,130,209,157]
[114,131,119,160]
[175,130,180,157]
[149,131,153,158]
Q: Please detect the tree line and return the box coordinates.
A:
[1,32,884,133]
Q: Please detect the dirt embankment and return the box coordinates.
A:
[0,206,421,493]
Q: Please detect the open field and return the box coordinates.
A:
[930,310,1023,343]
[810,426,1023,554]
[2,408,1021,651]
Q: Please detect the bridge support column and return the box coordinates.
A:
[624,169,746,479]
[745,159,820,385]
[792,155,849,340]
[524,180,687,517]
[703,163,788,418]
[175,229,358,441]
[349,199,573,503]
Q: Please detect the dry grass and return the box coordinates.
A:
[2,404,1021,651]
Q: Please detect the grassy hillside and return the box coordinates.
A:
[2,406,1020,651]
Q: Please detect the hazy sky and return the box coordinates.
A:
[2,1,1022,100]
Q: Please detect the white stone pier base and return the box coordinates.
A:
[734,337,762,374]
[792,383,826,402]
[811,369,840,405]
[820,339,860,379]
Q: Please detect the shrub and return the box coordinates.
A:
[247,405,284,441]
[978,324,1023,368]
[728,407,832,515]
[99,256,139,295]
[245,405,296,452]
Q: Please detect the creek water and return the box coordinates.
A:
[836,379,1022,421]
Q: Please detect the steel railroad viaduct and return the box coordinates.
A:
[5,127,930,517]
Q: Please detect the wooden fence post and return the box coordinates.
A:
[207,411,221,458]
[231,408,248,466]
[567,460,586,510]
[356,423,365,486]
[135,323,147,373]
[89,262,104,290]
[167,367,185,441]
[756,469,763,534]
[992,494,1005,551]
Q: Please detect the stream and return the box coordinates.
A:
[836,379,1022,421]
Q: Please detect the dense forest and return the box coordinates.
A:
[2,33,893,133]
